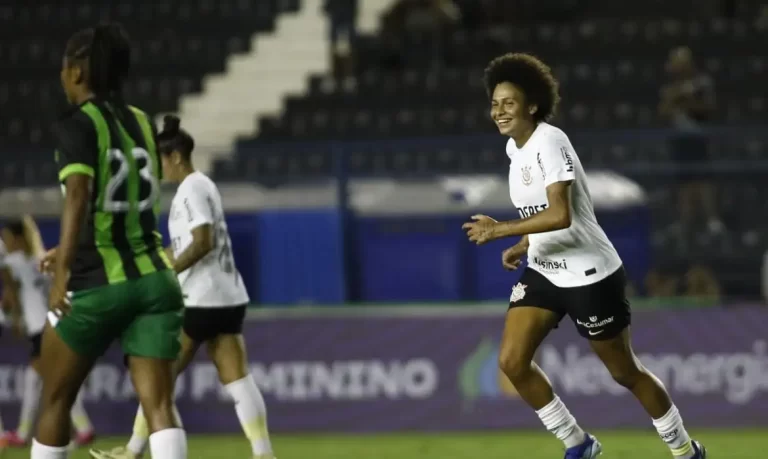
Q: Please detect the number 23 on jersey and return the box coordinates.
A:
[61,147,160,215]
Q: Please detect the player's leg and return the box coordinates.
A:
[573,267,705,459]
[12,353,43,445]
[13,335,93,447]
[32,320,96,459]
[127,356,185,458]
[589,329,705,458]
[70,387,95,446]
[120,270,187,459]
[206,306,272,458]
[0,409,6,449]
[501,270,595,457]
[123,331,200,458]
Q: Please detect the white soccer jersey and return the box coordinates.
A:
[168,171,249,308]
[507,122,622,287]
[1,248,49,335]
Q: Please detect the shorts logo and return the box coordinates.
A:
[521,166,533,186]
[509,283,527,303]
[576,316,615,330]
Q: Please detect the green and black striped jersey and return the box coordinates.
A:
[54,99,171,291]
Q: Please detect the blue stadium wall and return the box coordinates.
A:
[30,207,649,305]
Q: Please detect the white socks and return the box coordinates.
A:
[653,405,695,458]
[126,375,272,457]
[224,375,273,456]
[536,397,695,458]
[536,396,586,449]
[31,439,69,459]
[148,428,187,459]
[17,367,42,440]
[127,405,183,456]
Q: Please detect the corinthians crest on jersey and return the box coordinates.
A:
[521,165,533,186]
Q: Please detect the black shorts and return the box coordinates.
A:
[29,332,43,358]
[183,305,247,343]
[509,266,631,340]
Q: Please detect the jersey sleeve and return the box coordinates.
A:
[53,114,99,183]
[537,134,576,188]
[181,182,215,230]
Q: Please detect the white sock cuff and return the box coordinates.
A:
[149,427,185,437]
[535,395,563,416]
[149,428,187,459]
[31,439,69,457]
[653,404,680,426]
[225,374,255,392]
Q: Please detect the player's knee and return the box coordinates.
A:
[40,390,75,420]
[41,379,78,408]
[498,346,533,382]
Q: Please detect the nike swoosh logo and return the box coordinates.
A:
[588,330,604,336]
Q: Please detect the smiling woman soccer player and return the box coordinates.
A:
[461,53,707,459]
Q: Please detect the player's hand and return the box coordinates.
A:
[39,246,58,274]
[502,241,528,271]
[48,278,72,317]
[462,214,500,245]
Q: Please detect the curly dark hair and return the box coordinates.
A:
[65,23,131,98]
[483,53,561,123]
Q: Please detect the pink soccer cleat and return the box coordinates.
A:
[1,431,29,447]
[74,430,96,447]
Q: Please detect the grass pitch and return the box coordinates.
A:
[1,430,765,458]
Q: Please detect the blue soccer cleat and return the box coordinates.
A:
[691,440,707,458]
[564,433,602,459]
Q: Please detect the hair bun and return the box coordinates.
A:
[162,115,181,134]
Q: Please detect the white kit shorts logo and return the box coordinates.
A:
[509,283,527,303]
[576,316,615,335]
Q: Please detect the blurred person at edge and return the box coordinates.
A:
[324,0,357,80]
[658,46,722,237]
[381,0,461,68]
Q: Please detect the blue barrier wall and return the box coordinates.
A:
[27,205,649,304]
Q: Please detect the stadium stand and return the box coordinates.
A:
[1,0,767,296]
[0,0,301,186]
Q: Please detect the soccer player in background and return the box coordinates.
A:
[32,23,187,459]
[461,53,707,459]
[91,116,274,459]
[0,235,11,450]
[0,217,95,448]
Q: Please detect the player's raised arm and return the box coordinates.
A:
[0,238,20,319]
[21,215,46,259]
